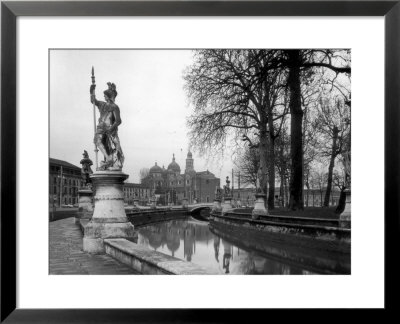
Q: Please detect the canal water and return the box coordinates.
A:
[136,218,350,275]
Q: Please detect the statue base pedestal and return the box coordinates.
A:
[75,188,94,224]
[222,197,233,214]
[252,193,268,220]
[133,198,139,207]
[182,198,188,209]
[211,199,222,213]
[83,171,134,253]
[339,189,351,228]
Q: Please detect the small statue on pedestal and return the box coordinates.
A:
[80,150,93,188]
[224,176,231,196]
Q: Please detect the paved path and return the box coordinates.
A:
[49,218,139,275]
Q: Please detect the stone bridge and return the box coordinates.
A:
[188,203,213,220]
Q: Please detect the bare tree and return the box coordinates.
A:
[233,146,260,188]
[314,96,350,207]
[184,50,286,207]
[282,49,351,210]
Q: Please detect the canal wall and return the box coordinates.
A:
[126,208,189,227]
[104,238,216,275]
[210,211,351,245]
[209,221,350,274]
[78,208,216,274]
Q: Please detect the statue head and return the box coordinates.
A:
[83,150,89,158]
[103,82,117,102]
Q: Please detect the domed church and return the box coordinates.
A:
[144,151,220,205]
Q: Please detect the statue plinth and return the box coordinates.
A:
[252,193,268,220]
[75,188,94,224]
[222,196,233,213]
[83,171,134,253]
[211,198,222,213]
[339,189,351,228]
[182,198,188,209]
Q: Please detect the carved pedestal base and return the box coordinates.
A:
[75,188,93,224]
[83,171,134,253]
[252,193,268,220]
[222,197,233,214]
[211,199,222,213]
[340,189,351,229]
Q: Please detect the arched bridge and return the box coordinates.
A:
[188,203,213,221]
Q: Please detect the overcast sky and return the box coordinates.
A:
[50,50,235,183]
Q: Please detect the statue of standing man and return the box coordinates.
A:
[90,82,125,170]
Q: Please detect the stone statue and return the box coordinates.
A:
[224,176,231,196]
[90,82,125,171]
[80,150,93,187]
[215,187,223,200]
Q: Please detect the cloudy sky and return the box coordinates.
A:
[50,50,235,183]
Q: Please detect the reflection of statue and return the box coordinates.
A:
[213,236,220,262]
[90,82,124,170]
[80,150,93,187]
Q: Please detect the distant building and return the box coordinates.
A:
[50,157,151,207]
[143,151,220,205]
[123,182,151,205]
[231,188,257,207]
[231,186,341,208]
[49,158,84,206]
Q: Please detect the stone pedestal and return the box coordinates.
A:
[83,171,135,253]
[340,189,351,228]
[75,188,94,224]
[182,198,188,209]
[133,198,139,207]
[150,198,156,209]
[211,199,222,213]
[252,193,268,220]
[222,197,233,214]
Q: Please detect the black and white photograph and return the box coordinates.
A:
[49,49,351,275]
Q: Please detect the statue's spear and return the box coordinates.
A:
[91,66,99,170]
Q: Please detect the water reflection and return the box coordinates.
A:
[136,219,349,274]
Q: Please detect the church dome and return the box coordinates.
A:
[150,162,163,173]
[167,154,181,173]
[187,151,193,159]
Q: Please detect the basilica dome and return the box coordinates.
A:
[149,162,163,173]
[167,154,181,173]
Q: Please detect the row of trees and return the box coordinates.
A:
[184,49,351,210]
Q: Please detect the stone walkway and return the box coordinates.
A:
[49,218,139,275]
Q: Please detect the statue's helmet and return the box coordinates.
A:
[104,82,117,102]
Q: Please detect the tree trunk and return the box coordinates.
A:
[335,188,347,213]
[267,133,275,210]
[324,126,339,207]
[259,123,269,207]
[287,50,304,210]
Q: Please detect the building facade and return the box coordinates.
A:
[143,151,220,205]
[123,182,151,206]
[49,158,84,206]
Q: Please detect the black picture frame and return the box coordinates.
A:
[1,1,399,322]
